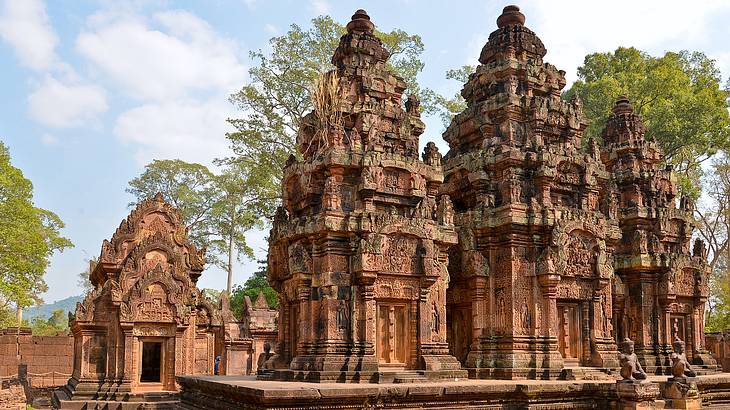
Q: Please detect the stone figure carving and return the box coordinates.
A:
[257,342,274,371]
[670,337,696,379]
[437,195,455,226]
[323,175,340,211]
[619,338,647,381]
[431,301,440,341]
[422,141,442,166]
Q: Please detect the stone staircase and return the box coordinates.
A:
[560,367,616,381]
[53,388,179,409]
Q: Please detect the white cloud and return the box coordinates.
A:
[40,133,59,145]
[0,0,59,71]
[264,23,278,35]
[113,98,233,166]
[521,0,730,85]
[28,76,108,128]
[310,0,330,15]
[465,0,730,86]
[76,9,247,101]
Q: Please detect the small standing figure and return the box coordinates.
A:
[619,338,647,381]
[214,355,221,375]
[670,337,697,379]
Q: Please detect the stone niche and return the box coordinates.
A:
[54,194,230,406]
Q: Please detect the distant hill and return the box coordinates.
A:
[24,295,83,322]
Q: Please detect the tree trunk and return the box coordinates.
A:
[226,209,235,295]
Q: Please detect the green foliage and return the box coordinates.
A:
[127,159,219,249]
[565,47,730,198]
[706,255,730,332]
[698,155,730,332]
[0,306,16,329]
[28,309,68,336]
[0,142,73,310]
[224,15,431,217]
[230,259,278,319]
[423,65,475,127]
[127,160,264,293]
[201,288,222,306]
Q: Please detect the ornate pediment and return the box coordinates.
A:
[93,194,206,288]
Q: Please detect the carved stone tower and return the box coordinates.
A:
[441,5,620,379]
[56,194,225,406]
[266,9,465,382]
[601,97,718,373]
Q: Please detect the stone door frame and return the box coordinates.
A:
[135,336,170,391]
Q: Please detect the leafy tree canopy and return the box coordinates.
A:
[127,159,220,249]
[127,159,263,293]
[28,308,69,336]
[230,259,278,319]
[224,15,430,217]
[0,142,72,312]
[565,47,730,197]
[424,65,475,127]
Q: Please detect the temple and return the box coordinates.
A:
[602,96,716,374]
[265,9,464,382]
[53,194,268,408]
[265,6,717,382]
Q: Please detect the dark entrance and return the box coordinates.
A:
[141,341,162,382]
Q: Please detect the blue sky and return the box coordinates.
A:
[1,0,729,304]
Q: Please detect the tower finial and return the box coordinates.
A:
[497,5,525,28]
[613,95,634,114]
[346,9,374,34]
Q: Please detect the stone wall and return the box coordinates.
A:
[0,381,25,410]
[707,331,730,372]
[0,328,73,387]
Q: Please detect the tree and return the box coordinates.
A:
[127,160,264,293]
[230,259,278,319]
[424,65,475,127]
[0,141,73,322]
[224,15,430,217]
[126,160,220,249]
[565,48,730,197]
[77,256,97,294]
[696,154,730,331]
[208,164,267,294]
[29,309,68,336]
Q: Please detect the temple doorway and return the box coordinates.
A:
[447,306,472,364]
[557,303,582,366]
[376,303,410,367]
[140,341,162,383]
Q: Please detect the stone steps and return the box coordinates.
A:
[560,366,616,381]
[392,370,428,384]
[54,399,179,409]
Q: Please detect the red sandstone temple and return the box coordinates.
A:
[53,194,276,407]
[264,6,717,382]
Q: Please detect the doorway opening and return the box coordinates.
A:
[141,341,162,382]
[557,303,582,367]
[376,303,410,368]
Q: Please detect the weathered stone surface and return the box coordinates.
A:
[440,5,716,380]
[266,9,463,381]
[53,194,238,408]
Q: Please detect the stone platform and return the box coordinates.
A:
[177,374,730,409]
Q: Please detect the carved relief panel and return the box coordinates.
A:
[134,283,174,323]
